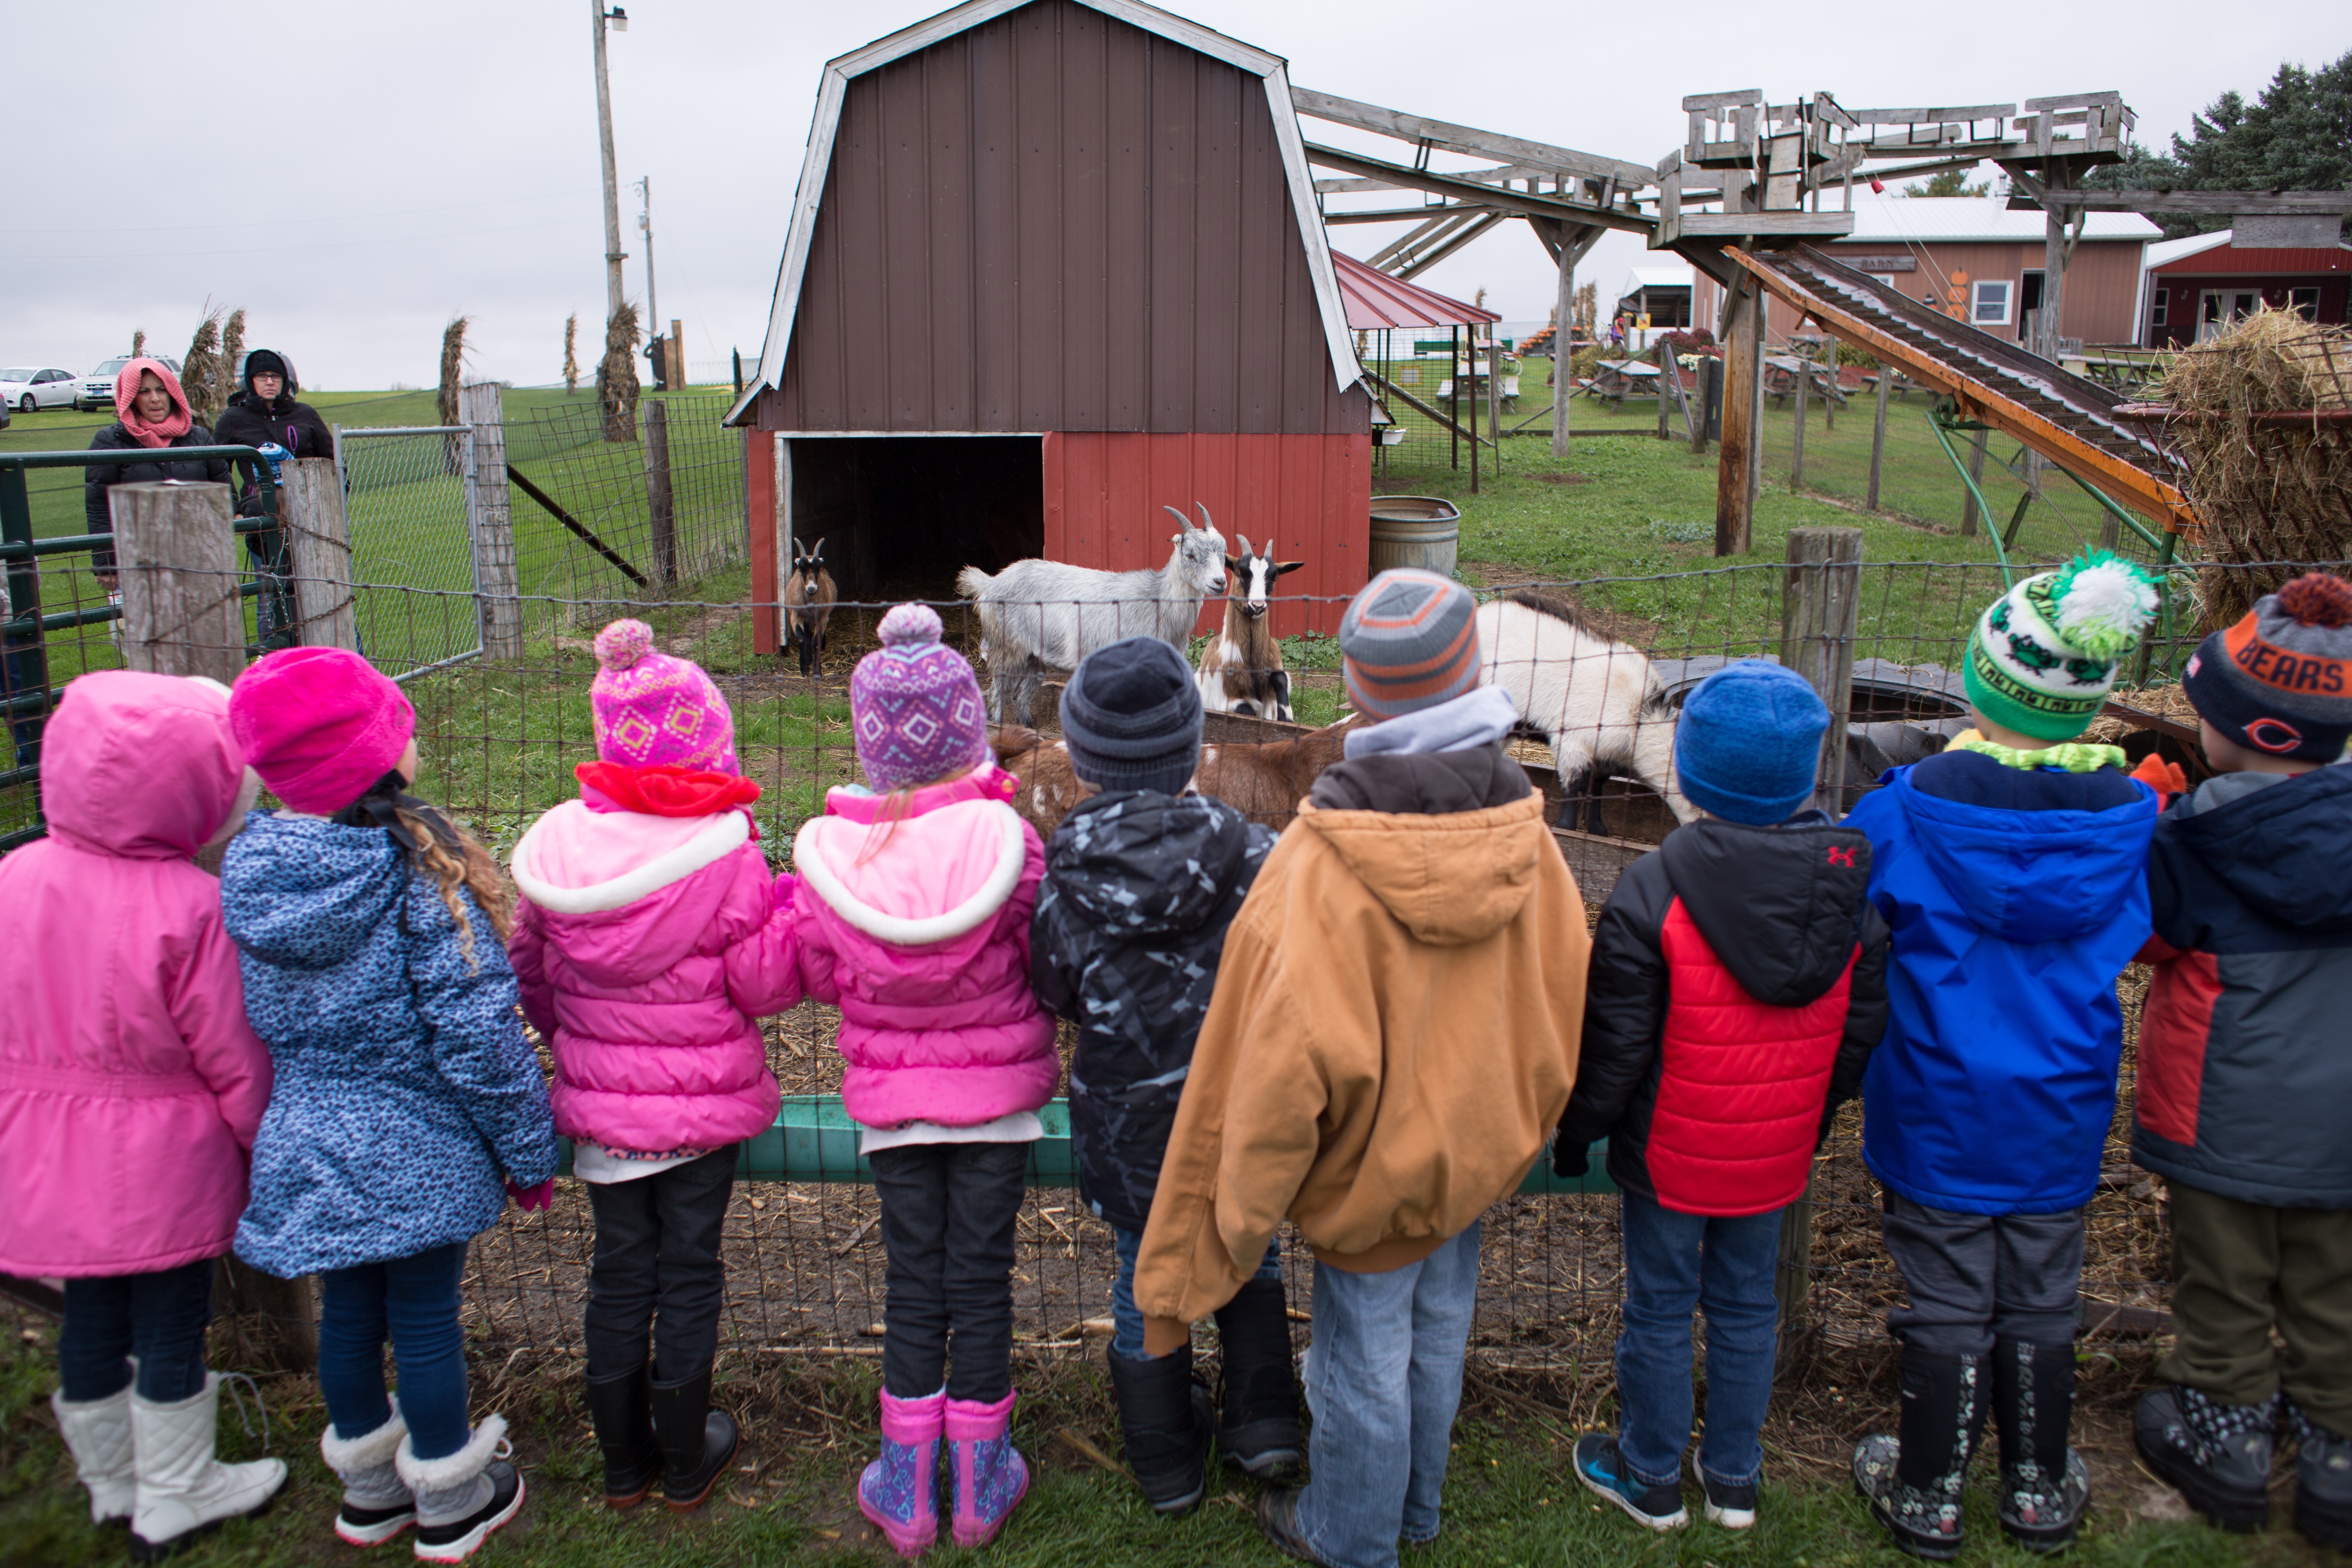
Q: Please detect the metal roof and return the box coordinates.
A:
[1617,264,1694,297]
[2144,230,2235,269]
[1833,195,2160,244]
[1331,250,1497,330]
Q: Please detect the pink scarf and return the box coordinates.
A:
[112,358,194,450]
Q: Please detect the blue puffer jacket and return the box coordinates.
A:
[223,815,556,1277]
[1846,754,2157,1215]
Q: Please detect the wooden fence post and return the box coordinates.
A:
[1775,524,1864,1339]
[1960,428,1989,536]
[644,398,677,585]
[1791,357,1811,490]
[281,457,358,652]
[1715,280,1764,555]
[459,382,523,660]
[1552,253,1575,460]
[111,483,245,685]
[1867,369,1891,510]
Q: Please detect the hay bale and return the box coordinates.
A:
[2155,308,2352,629]
[597,304,641,442]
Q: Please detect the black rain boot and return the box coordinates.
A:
[1104,1344,1212,1515]
[1853,1350,1987,1561]
[1992,1339,2089,1552]
[2290,1401,2352,1552]
[648,1367,740,1512]
[583,1364,664,1509]
[2133,1385,2275,1533]
[1212,1277,1305,1479]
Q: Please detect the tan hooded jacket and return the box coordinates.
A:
[1132,759,1586,1354]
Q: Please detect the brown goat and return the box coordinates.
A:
[1195,535,1304,722]
[783,537,836,677]
[991,714,1369,837]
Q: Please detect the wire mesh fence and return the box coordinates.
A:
[333,426,482,678]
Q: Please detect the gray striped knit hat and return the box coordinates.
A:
[1340,569,1482,720]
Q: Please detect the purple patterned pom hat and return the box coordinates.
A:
[850,604,991,792]
[589,618,739,773]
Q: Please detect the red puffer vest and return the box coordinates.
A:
[1646,898,1857,1216]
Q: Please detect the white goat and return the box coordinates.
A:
[956,504,1228,725]
[1196,534,1304,722]
[1476,589,1696,824]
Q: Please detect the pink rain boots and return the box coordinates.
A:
[859,1389,944,1558]
[945,1390,1029,1549]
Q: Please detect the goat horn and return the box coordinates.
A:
[1161,505,1192,532]
[1236,533,1253,557]
[1195,503,1214,534]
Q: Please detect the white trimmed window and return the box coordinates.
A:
[2290,287,2321,321]
[1971,280,2013,326]
[2150,289,2168,328]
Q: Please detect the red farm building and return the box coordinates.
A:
[729,0,1373,640]
[2139,228,2352,347]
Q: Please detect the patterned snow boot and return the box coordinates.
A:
[1213,1276,1304,1479]
[1105,1344,1212,1514]
[945,1389,1029,1549]
[128,1372,287,1562]
[1992,1339,2090,1552]
[396,1415,525,1563]
[1853,1350,1986,1561]
[2133,1385,2276,1533]
[2290,1401,2352,1552]
[319,1397,417,1547]
[51,1384,136,1526]
[859,1388,944,1558]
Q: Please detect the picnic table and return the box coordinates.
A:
[1434,365,1523,411]
[1763,355,1847,409]
[1578,358,1658,409]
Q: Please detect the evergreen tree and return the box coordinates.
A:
[2085,53,2352,238]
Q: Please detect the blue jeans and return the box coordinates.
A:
[58,1259,214,1403]
[316,1242,471,1459]
[1292,1223,1481,1568]
[1614,1192,1784,1490]
[1109,1225,1283,1362]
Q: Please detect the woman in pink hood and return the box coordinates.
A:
[507,619,799,1515]
[0,671,287,1552]
[791,603,1055,1557]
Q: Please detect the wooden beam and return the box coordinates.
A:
[1323,204,1491,224]
[1369,211,1474,270]
[1303,142,1654,236]
[1316,163,1559,194]
[1665,211,1857,240]
[1292,86,1657,189]
[2002,189,2352,215]
[1396,212,1506,279]
[1365,368,1493,449]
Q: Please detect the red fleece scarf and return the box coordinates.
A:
[112,358,194,450]
[576,761,761,817]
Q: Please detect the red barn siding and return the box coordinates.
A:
[1042,432,1370,635]
[2144,243,2352,346]
[762,0,1367,438]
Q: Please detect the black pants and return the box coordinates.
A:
[1880,1191,2086,1358]
[870,1141,1027,1403]
[58,1258,214,1404]
[584,1149,736,1383]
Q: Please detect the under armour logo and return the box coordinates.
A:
[1826,846,1855,868]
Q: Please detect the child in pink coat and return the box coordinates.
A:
[508,620,800,1513]
[790,603,1056,1557]
[0,671,287,1555]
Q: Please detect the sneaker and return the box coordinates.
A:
[1574,1434,1687,1530]
[1700,1468,1757,1529]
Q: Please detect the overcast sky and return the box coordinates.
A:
[9,2,2339,392]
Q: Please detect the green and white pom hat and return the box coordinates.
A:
[1964,551,2163,742]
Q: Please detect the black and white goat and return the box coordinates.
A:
[956,504,1228,725]
[1475,588,1696,824]
[1195,535,1304,722]
[783,537,837,677]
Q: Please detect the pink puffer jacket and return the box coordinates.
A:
[0,672,272,1277]
[509,797,798,1152]
[791,767,1057,1128]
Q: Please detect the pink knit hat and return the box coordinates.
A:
[590,619,737,773]
[228,648,416,814]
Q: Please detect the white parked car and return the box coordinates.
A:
[77,354,182,412]
[1,367,81,414]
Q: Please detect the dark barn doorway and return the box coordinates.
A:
[788,437,1044,603]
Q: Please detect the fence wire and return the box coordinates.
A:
[334,426,481,678]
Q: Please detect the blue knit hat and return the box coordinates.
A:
[1674,661,1831,825]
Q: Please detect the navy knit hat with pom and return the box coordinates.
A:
[2182,572,2352,762]
[1673,660,1831,825]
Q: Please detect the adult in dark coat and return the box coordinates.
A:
[212,350,331,650]
[82,360,232,582]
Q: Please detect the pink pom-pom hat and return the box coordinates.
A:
[590,618,738,773]
[849,604,989,792]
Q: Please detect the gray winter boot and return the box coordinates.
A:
[395,1415,525,1563]
[319,1396,416,1548]
[2290,1401,2352,1552]
[51,1383,136,1525]
[2133,1385,2276,1533]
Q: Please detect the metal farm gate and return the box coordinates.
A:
[332,425,484,680]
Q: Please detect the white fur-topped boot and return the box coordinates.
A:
[395,1414,525,1563]
[127,1372,287,1561]
[320,1396,417,1547]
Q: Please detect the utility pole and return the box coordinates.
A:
[592,1,628,323]
[636,177,658,350]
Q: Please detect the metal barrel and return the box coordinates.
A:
[1368,495,1461,579]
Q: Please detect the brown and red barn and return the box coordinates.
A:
[728,0,1373,641]
[2139,228,2352,347]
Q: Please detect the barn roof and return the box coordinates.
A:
[727,0,1362,426]
[1331,250,1496,330]
[1834,195,2159,244]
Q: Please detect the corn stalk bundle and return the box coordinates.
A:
[180,305,225,423]
[597,303,641,443]
[437,316,471,474]
[2154,308,2352,630]
[563,314,580,394]
[218,308,246,412]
